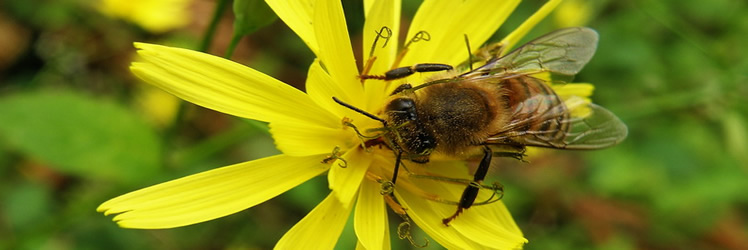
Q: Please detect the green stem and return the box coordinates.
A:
[224,33,242,59]
[163,0,229,169]
[199,0,230,52]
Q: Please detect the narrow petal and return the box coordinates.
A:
[275,191,354,249]
[305,59,356,117]
[395,160,526,249]
[362,0,401,111]
[391,160,475,249]
[264,0,318,54]
[314,0,365,104]
[363,0,374,16]
[499,0,563,55]
[402,0,520,67]
[304,59,389,133]
[450,203,527,249]
[400,0,459,66]
[97,154,328,228]
[328,149,372,208]
[395,185,475,249]
[356,224,391,250]
[354,179,388,250]
[269,120,354,157]
[130,43,337,127]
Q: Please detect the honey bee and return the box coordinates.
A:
[335,27,627,225]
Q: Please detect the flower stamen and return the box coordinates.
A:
[361,26,393,83]
[397,214,429,248]
[321,146,347,168]
[392,30,431,70]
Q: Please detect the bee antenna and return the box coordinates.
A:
[332,97,386,125]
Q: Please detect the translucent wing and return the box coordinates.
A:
[486,95,628,150]
[463,27,599,82]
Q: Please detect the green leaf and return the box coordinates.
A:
[226,0,278,57]
[0,90,160,184]
[232,0,278,36]
[2,182,51,231]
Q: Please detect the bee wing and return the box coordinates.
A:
[487,95,628,149]
[465,27,599,83]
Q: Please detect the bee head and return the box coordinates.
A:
[384,97,436,157]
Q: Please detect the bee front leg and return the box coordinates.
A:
[442,146,492,226]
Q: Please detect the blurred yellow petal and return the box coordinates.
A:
[554,82,595,100]
[134,84,179,128]
[276,192,353,249]
[130,43,337,127]
[269,121,353,156]
[354,179,388,250]
[555,83,594,117]
[265,0,318,54]
[554,0,592,27]
[402,0,520,66]
[314,0,365,105]
[362,0,401,111]
[97,0,190,33]
[500,0,563,55]
[98,154,329,228]
[328,149,372,208]
[565,96,593,118]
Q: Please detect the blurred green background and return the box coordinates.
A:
[0,0,746,249]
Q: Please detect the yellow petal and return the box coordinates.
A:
[328,149,372,208]
[395,160,526,249]
[402,0,520,67]
[395,184,474,249]
[275,191,354,249]
[306,59,355,117]
[304,59,389,132]
[500,0,563,55]
[264,0,318,54]
[400,0,459,66]
[362,0,401,111]
[354,179,388,250]
[97,154,329,228]
[450,203,527,249]
[356,224,391,250]
[130,43,337,127]
[314,0,365,104]
[269,120,354,156]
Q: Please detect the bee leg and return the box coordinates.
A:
[443,146,492,226]
[360,63,453,81]
[493,152,527,162]
[380,150,404,196]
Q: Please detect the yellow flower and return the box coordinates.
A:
[96,0,191,33]
[99,0,572,249]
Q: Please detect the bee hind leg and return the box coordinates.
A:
[443,146,493,226]
[490,145,528,162]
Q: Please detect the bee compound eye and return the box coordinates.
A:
[387,98,414,112]
[386,98,417,121]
